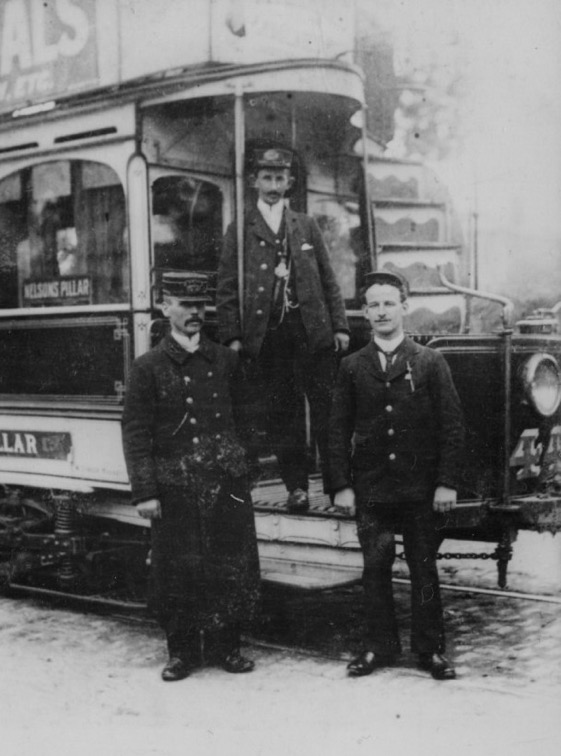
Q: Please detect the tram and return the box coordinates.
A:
[0,0,560,606]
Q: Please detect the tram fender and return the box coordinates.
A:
[508,495,561,533]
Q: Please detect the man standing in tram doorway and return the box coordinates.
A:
[121,271,260,682]
[216,147,350,512]
[329,271,465,680]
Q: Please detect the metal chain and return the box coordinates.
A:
[397,550,500,561]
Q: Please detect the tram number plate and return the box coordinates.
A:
[510,425,561,480]
[0,430,72,460]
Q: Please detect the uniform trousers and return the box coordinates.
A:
[355,494,446,657]
[259,308,337,493]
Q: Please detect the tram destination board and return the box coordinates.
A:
[0,430,71,460]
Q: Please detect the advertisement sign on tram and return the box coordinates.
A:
[0,0,355,115]
[0,0,100,111]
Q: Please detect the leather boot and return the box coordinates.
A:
[161,656,192,682]
[418,653,456,680]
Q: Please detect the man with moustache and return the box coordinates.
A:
[122,271,260,682]
[216,148,350,511]
[329,271,464,680]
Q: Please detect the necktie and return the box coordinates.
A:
[374,343,397,371]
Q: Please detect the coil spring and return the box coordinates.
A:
[54,494,78,584]
[54,495,74,535]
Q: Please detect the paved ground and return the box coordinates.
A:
[2,536,561,756]
[257,582,561,690]
[1,594,560,756]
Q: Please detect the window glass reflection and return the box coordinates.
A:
[151,175,223,301]
[0,160,128,309]
[308,194,366,307]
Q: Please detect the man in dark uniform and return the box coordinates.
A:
[329,271,464,680]
[122,271,260,682]
[216,147,350,511]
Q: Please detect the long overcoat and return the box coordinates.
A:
[216,206,348,357]
[121,334,260,631]
[329,337,465,504]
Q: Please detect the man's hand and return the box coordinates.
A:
[228,339,243,352]
[136,498,162,520]
[334,331,350,352]
[432,486,457,514]
[333,487,356,517]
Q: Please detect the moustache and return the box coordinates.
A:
[184,316,203,325]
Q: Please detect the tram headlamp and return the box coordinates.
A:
[522,353,561,417]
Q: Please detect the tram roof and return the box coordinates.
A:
[0,0,360,120]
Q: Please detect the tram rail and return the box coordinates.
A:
[4,571,561,612]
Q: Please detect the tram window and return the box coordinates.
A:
[151,175,223,300]
[308,194,366,308]
[0,160,128,309]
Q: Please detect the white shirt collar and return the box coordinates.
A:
[171,330,201,353]
[374,333,405,352]
[257,198,285,234]
[373,334,405,353]
[373,334,404,370]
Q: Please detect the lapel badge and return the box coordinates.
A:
[405,360,415,393]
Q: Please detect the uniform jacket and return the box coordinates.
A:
[121,332,260,631]
[216,206,349,357]
[329,337,465,503]
[121,333,244,504]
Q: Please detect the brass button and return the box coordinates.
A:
[190,417,197,425]
[389,453,396,461]
[256,309,263,316]
[385,382,391,388]
[388,428,395,436]
[207,371,213,377]
[212,392,218,398]
[385,405,393,413]
[215,412,221,418]
[260,241,266,247]
[260,263,268,270]
[193,437,200,444]
[258,286,265,293]
[186,397,194,404]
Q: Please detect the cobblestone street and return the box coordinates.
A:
[254,530,561,692]
[1,533,560,756]
[256,581,561,695]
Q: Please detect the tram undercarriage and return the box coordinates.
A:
[2,474,560,610]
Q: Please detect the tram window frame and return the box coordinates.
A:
[148,167,231,307]
[307,190,368,310]
[0,159,129,312]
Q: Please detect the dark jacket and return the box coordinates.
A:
[216,206,349,357]
[121,333,260,630]
[121,334,243,504]
[329,337,465,503]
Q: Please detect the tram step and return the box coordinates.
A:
[260,570,361,590]
[377,243,461,293]
[260,558,362,591]
[366,156,452,204]
[373,203,448,245]
[367,158,426,200]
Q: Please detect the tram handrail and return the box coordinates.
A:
[438,267,515,329]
